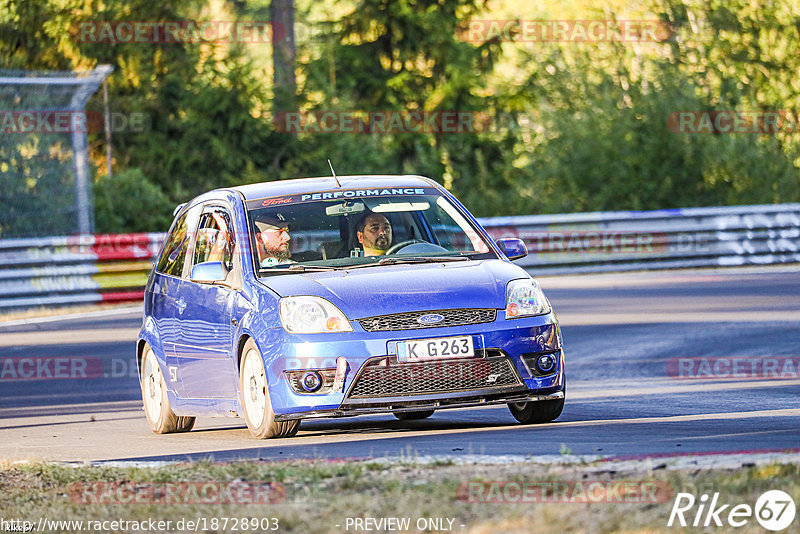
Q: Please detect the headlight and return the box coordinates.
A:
[505,278,551,318]
[279,296,353,333]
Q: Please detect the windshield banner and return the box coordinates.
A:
[246,187,439,210]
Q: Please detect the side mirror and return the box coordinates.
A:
[495,238,528,260]
[191,261,228,283]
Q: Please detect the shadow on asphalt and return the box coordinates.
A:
[111,414,800,463]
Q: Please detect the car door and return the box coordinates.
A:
[150,205,200,396]
[172,204,240,399]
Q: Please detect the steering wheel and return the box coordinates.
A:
[385,239,423,255]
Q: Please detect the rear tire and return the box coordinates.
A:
[393,410,435,421]
[508,397,564,424]
[239,339,300,439]
[140,343,195,434]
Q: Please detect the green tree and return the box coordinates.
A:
[297,0,512,209]
[93,168,174,232]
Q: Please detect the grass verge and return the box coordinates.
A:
[0,459,797,533]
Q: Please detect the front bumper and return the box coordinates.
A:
[260,311,564,418]
[274,390,564,421]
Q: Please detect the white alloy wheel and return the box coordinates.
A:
[242,345,267,428]
[142,347,164,423]
[140,343,195,434]
[239,339,300,439]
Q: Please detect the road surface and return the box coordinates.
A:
[1,267,798,463]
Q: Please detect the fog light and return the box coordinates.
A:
[536,354,556,374]
[301,371,322,392]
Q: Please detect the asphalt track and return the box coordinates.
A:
[1,267,798,463]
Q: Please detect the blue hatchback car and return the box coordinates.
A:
[137,175,565,438]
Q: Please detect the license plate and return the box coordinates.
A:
[397,335,474,363]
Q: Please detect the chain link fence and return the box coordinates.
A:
[0,66,112,239]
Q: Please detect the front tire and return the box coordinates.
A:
[394,410,435,421]
[140,343,195,434]
[239,339,300,439]
[508,397,564,424]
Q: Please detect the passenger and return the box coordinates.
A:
[254,215,293,267]
[206,212,231,264]
[355,212,392,256]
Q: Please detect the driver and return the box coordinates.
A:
[254,215,293,267]
[356,212,392,256]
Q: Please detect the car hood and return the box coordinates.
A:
[259,259,529,318]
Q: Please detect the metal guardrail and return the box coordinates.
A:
[0,204,798,309]
[481,203,800,274]
[0,233,163,309]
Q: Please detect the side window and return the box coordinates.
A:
[192,208,235,272]
[387,213,413,243]
[156,211,190,276]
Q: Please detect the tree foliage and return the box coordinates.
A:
[0,0,798,233]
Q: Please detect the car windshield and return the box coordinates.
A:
[245,187,497,275]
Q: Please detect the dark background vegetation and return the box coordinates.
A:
[1,0,798,232]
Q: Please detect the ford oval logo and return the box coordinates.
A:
[418,313,445,325]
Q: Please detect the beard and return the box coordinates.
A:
[265,244,291,261]
[374,236,390,249]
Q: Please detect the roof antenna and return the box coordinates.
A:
[328,159,342,188]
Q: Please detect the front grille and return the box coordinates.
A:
[347,351,522,398]
[358,308,496,332]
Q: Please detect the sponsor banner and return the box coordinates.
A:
[246,187,437,210]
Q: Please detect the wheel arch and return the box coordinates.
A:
[236,332,253,373]
[136,338,147,377]
[137,316,166,378]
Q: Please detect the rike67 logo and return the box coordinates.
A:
[668,490,796,531]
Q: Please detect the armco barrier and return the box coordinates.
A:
[0,233,163,309]
[0,204,798,310]
[480,203,800,274]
